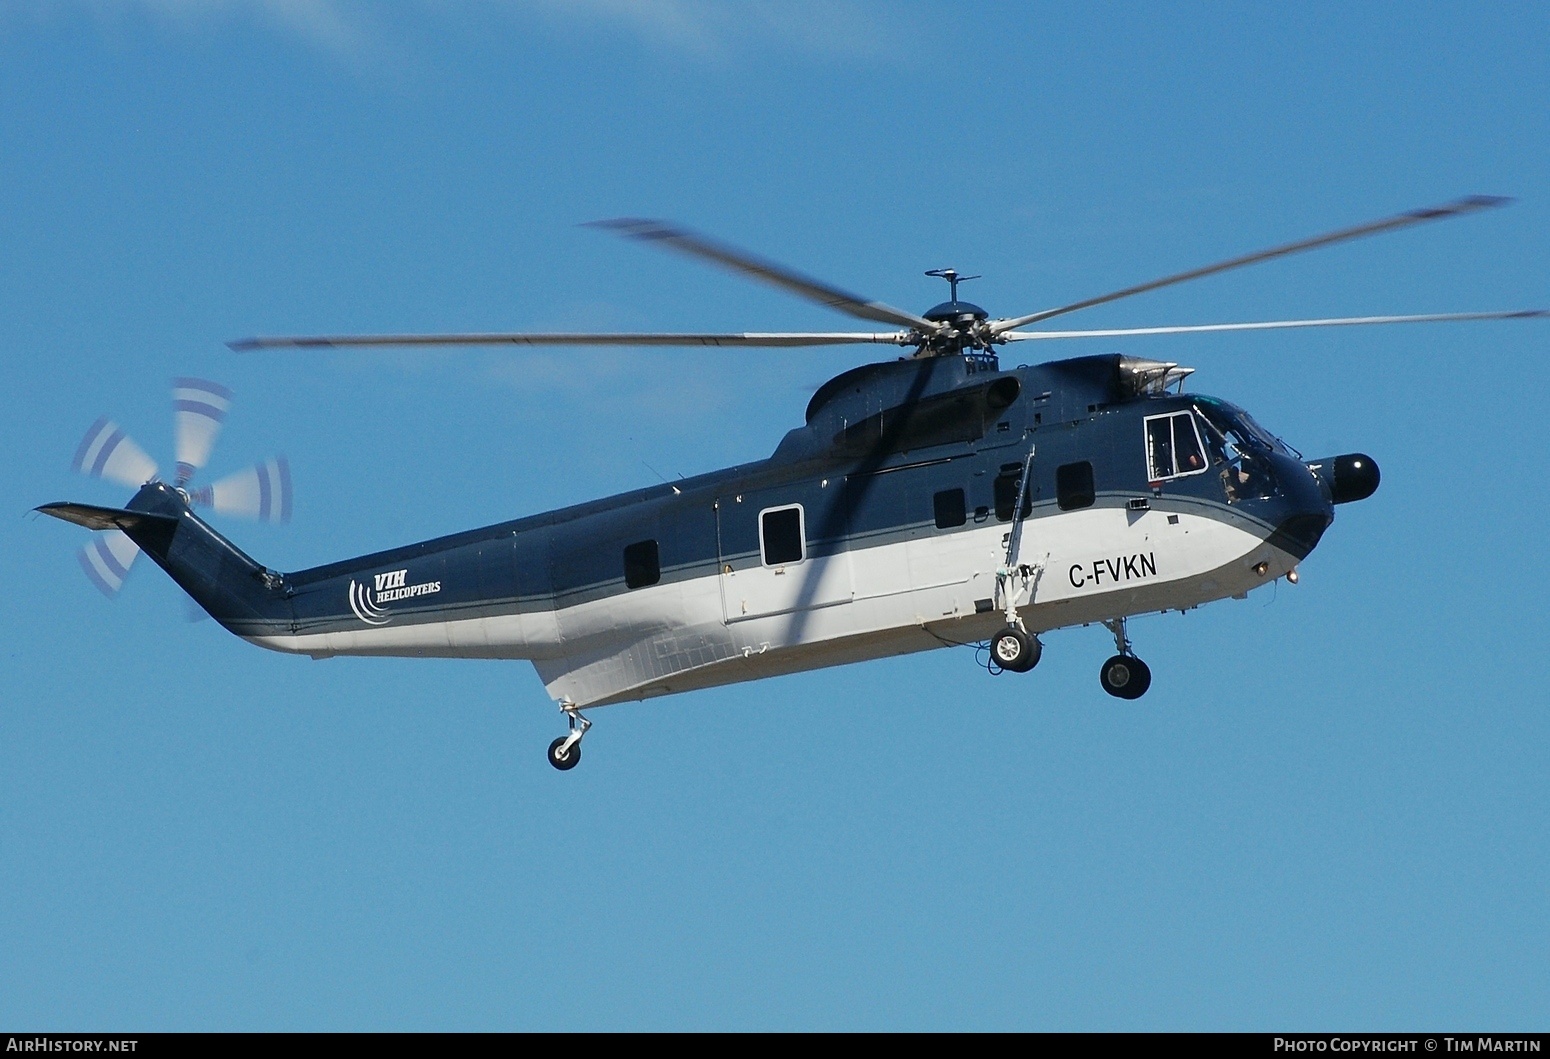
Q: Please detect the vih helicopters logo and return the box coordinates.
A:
[348,568,442,626]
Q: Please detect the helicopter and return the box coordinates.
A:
[38,195,1547,770]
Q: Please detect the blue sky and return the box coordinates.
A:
[2,1,1547,1030]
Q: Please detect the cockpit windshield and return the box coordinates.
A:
[1192,396,1282,501]
[1194,397,1285,453]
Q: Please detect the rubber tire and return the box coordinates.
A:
[992,627,1038,673]
[1018,634,1043,672]
[548,736,581,771]
[1100,654,1152,700]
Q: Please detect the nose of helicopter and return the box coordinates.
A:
[1265,451,1378,564]
[1244,449,1338,564]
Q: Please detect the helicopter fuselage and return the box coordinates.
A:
[84,352,1367,711]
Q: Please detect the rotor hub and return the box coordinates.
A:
[917,301,994,357]
[916,269,995,356]
[922,300,989,325]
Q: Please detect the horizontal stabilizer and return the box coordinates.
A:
[35,502,178,533]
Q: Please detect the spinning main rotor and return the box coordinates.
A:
[231,195,1545,358]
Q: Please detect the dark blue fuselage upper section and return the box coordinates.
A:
[114,353,1338,641]
[291,354,1332,619]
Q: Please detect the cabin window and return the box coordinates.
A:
[1144,411,1208,482]
[623,540,660,589]
[993,466,1032,522]
[760,505,805,566]
[933,488,966,529]
[1056,461,1095,510]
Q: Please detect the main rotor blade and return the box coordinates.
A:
[991,195,1513,334]
[586,218,938,332]
[172,377,232,485]
[998,309,1549,341]
[229,332,912,351]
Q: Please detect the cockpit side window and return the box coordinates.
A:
[1146,417,1173,482]
[1144,411,1208,483]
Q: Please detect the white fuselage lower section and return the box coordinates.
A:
[246,502,1297,708]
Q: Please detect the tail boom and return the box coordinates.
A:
[40,482,555,661]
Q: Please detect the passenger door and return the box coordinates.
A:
[715,484,853,623]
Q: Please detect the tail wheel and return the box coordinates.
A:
[547,737,581,771]
[1100,655,1151,699]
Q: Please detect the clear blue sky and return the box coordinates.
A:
[2,1,1547,1031]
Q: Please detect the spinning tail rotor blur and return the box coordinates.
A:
[68,378,292,598]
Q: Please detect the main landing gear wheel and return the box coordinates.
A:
[1099,654,1152,700]
[547,736,581,771]
[991,627,1041,673]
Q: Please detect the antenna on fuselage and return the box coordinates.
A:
[636,450,683,494]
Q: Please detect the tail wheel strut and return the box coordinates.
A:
[547,703,591,771]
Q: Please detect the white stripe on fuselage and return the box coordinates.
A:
[244,503,1295,707]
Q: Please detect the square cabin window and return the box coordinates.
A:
[760,505,805,566]
[993,468,1033,522]
[623,539,660,589]
[933,488,966,529]
[1056,461,1095,510]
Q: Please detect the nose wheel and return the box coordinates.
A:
[547,703,591,771]
[1099,618,1152,699]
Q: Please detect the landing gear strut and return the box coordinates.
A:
[1099,618,1151,700]
[547,702,591,771]
[991,626,1042,673]
[989,448,1043,678]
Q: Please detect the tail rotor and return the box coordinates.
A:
[78,529,141,598]
[188,457,292,523]
[172,377,232,486]
[71,417,159,490]
[66,378,291,598]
